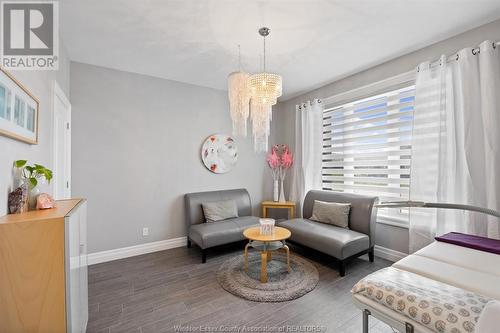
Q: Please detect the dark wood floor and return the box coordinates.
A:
[87,243,396,333]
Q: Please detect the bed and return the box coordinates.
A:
[351,202,500,333]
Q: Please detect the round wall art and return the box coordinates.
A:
[201,134,238,173]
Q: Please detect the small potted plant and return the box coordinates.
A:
[13,160,53,209]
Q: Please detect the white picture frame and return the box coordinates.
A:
[0,67,39,144]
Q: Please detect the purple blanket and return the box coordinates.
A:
[435,232,500,255]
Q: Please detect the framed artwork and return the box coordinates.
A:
[201,134,238,173]
[0,67,39,144]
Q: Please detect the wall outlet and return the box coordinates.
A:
[142,227,149,236]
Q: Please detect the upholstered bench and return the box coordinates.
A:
[278,190,378,276]
[184,189,260,263]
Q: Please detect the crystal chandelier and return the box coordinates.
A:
[228,46,250,137]
[227,27,282,152]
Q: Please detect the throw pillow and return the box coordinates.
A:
[202,200,239,223]
[310,200,351,228]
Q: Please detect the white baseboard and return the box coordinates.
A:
[374,245,407,262]
[87,236,187,265]
[87,237,406,266]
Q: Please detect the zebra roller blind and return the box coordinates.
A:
[322,85,415,225]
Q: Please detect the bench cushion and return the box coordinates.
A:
[278,218,369,259]
[189,220,241,249]
[230,216,261,230]
[188,216,260,249]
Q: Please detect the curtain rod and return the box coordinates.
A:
[422,40,499,70]
[305,40,499,107]
[297,98,322,109]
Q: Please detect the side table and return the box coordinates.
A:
[261,201,296,219]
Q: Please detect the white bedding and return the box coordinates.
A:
[352,267,490,333]
[413,241,500,277]
[353,241,500,332]
[393,255,500,300]
[475,301,500,333]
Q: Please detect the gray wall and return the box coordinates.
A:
[71,62,273,253]
[0,42,70,216]
[274,18,500,254]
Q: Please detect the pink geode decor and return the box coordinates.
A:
[36,193,56,210]
[266,144,294,202]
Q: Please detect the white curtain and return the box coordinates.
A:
[289,99,324,215]
[410,40,500,252]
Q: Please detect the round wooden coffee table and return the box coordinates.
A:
[243,226,291,283]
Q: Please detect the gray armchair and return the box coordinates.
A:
[278,190,378,276]
[184,189,260,263]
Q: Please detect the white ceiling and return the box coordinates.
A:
[60,0,500,100]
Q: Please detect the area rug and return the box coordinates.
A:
[216,252,319,302]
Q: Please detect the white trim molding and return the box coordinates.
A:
[322,70,415,108]
[87,237,187,265]
[374,245,407,262]
[52,80,72,200]
[87,237,406,266]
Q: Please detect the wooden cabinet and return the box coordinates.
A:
[0,199,88,333]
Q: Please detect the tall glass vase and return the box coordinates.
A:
[12,167,24,189]
[273,179,279,202]
[279,179,286,203]
[28,184,40,210]
[278,167,287,203]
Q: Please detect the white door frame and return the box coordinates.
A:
[52,80,72,199]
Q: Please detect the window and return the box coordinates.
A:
[322,84,415,226]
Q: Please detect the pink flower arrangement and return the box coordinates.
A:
[281,148,293,169]
[266,148,280,170]
[266,144,294,181]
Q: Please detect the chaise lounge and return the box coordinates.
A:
[278,190,378,276]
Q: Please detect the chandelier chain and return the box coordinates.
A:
[263,35,266,73]
[238,44,241,71]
